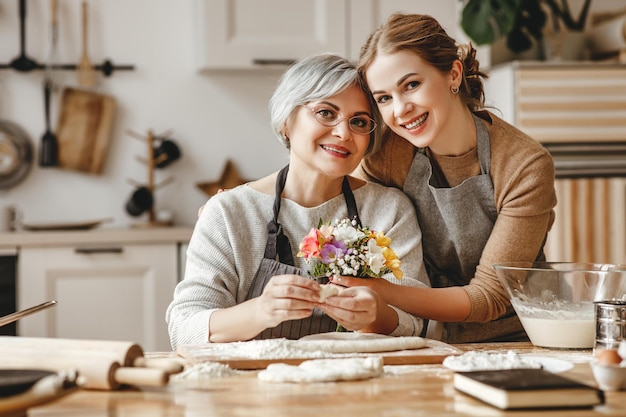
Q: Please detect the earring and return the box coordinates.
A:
[451,85,460,95]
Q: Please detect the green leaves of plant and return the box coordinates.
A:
[461,0,521,45]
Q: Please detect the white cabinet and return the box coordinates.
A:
[194,0,348,70]
[13,228,192,352]
[194,0,460,70]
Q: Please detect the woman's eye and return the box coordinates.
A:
[406,80,421,90]
[375,95,390,104]
[350,117,367,128]
[317,109,336,120]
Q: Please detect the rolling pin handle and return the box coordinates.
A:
[133,357,184,375]
[114,367,169,387]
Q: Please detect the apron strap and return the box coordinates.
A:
[342,176,362,227]
[263,165,362,264]
[263,165,296,265]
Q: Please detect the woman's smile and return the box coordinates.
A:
[320,143,351,158]
[401,112,428,131]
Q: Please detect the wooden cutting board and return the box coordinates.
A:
[177,337,463,370]
[56,87,116,174]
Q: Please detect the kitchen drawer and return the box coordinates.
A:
[17,244,178,352]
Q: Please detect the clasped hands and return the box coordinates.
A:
[258,274,383,332]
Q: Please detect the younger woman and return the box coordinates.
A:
[335,14,557,343]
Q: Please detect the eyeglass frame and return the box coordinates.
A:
[299,104,377,135]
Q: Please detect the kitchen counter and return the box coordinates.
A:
[24,342,626,416]
[0,226,193,249]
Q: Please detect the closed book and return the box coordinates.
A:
[453,368,605,410]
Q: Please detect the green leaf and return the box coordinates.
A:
[461,0,522,45]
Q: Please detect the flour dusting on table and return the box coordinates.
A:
[172,362,242,380]
[442,350,542,372]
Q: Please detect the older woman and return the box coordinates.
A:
[167,54,428,348]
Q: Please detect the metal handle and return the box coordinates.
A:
[74,247,124,254]
[0,300,57,328]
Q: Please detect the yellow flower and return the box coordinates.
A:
[374,231,391,248]
[382,247,403,279]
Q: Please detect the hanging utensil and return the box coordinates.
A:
[39,0,60,167]
[0,120,33,189]
[9,0,39,72]
[39,80,58,167]
[77,1,96,87]
[44,0,61,91]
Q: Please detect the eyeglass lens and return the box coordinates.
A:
[306,106,375,134]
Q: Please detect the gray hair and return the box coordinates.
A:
[269,53,383,156]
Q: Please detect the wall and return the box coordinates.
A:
[0,0,278,228]
[0,0,464,228]
[2,0,619,229]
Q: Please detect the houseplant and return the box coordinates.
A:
[460,0,592,57]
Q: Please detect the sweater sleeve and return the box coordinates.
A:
[166,188,269,349]
[462,116,557,322]
[356,131,416,188]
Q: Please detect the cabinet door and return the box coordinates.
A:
[348,0,462,59]
[194,0,348,70]
[17,244,178,352]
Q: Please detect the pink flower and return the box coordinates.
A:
[297,228,323,259]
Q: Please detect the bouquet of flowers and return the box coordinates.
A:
[297,217,403,280]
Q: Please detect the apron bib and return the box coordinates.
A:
[245,165,361,340]
[403,114,526,343]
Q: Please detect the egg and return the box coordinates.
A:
[595,348,623,365]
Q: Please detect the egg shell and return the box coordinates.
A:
[596,348,623,365]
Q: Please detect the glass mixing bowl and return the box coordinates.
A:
[493,262,626,349]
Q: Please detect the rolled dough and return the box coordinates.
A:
[257,356,383,383]
[295,333,426,353]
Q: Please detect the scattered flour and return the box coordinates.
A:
[197,338,343,360]
[442,350,542,372]
[172,362,242,380]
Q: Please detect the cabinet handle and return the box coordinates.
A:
[252,59,295,66]
[74,247,124,254]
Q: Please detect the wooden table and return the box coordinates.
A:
[25,342,626,416]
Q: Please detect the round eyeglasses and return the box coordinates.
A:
[301,105,377,135]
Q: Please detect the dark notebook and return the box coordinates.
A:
[453,368,605,410]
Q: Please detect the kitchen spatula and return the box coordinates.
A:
[77,1,96,87]
[39,80,58,167]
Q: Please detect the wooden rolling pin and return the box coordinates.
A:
[0,337,182,390]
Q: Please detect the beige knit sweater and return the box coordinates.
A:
[355,111,557,324]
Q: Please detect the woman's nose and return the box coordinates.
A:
[393,97,412,118]
[332,119,353,141]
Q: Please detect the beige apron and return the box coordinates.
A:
[245,165,361,339]
[403,114,539,343]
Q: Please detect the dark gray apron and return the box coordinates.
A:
[245,165,361,340]
[403,114,531,343]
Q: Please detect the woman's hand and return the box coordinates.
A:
[318,285,396,333]
[330,275,395,301]
[256,274,322,328]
